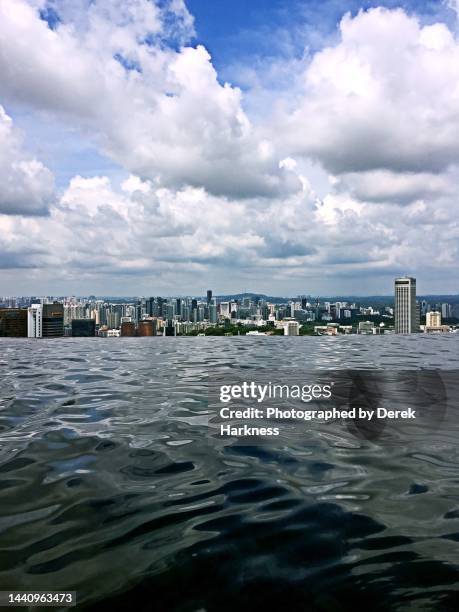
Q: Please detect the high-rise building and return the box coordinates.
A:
[182,305,190,321]
[209,303,217,324]
[0,308,28,337]
[441,303,451,319]
[426,311,441,327]
[165,303,175,320]
[28,304,43,337]
[156,297,165,317]
[146,297,155,317]
[220,302,230,318]
[121,321,136,337]
[284,321,300,336]
[71,319,96,337]
[137,320,155,336]
[164,321,176,336]
[107,311,120,329]
[207,290,212,305]
[358,321,375,334]
[395,277,419,334]
[42,303,64,337]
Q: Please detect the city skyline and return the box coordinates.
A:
[1,277,458,337]
[1,1,459,294]
[2,289,459,301]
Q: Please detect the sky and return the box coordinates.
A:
[0,0,459,296]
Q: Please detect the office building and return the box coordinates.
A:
[182,305,190,321]
[426,311,441,327]
[146,297,156,317]
[424,311,449,333]
[165,303,175,320]
[358,321,375,334]
[28,304,43,337]
[121,321,136,337]
[0,308,28,337]
[220,302,230,318]
[156,297,165,317]
[284,321,300,336]
[164,321,176,336]
[207,289,212,305]
[42,303,64,337]
[441,303,451,319]
[71,319,96,337]
[209,303,217,324]
[107,311,120,329]
[137,320,155,336]
[395,277,419,334]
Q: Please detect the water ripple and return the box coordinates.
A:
[0,336,458,609]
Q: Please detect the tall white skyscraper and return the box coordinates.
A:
[395,277,419,334]
[220,302,230,318]
[27,304,42,337]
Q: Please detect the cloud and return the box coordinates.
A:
[0,169,457,294]
[281,8,459,176]
[0,0,301,199]
[1,3,459,293]
[0,106,54,215]
[332,169,455,204]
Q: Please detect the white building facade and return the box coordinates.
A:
[27,304,43,338]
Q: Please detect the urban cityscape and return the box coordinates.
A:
[0,277,458,338]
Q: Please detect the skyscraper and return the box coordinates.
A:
[284,321,300,336]
[28,304,43,337]
[42,303,64,337]
[146,297,154,316]
[182,305,190,321]
[156,297,165,317]
[137,320,155,336]
[121,321,136,337]
[395,277,419,334]
[71,319,96,337]
[441,303,451,319]
[426,311,441,327]
[220,301,230,318]
[209,302,217,324]
[0,308,27,337]
[207,290,212,305]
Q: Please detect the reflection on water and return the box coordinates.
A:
[0,336,458,610]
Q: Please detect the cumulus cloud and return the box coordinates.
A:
[282,8,459,177]
[0,0,301,199]
[332,169,455,204]
[0,106,54,215]
[1,3,459,293]
[0,170,457,294]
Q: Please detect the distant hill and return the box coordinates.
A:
[95,292,459,305]
[213,293,459,305]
